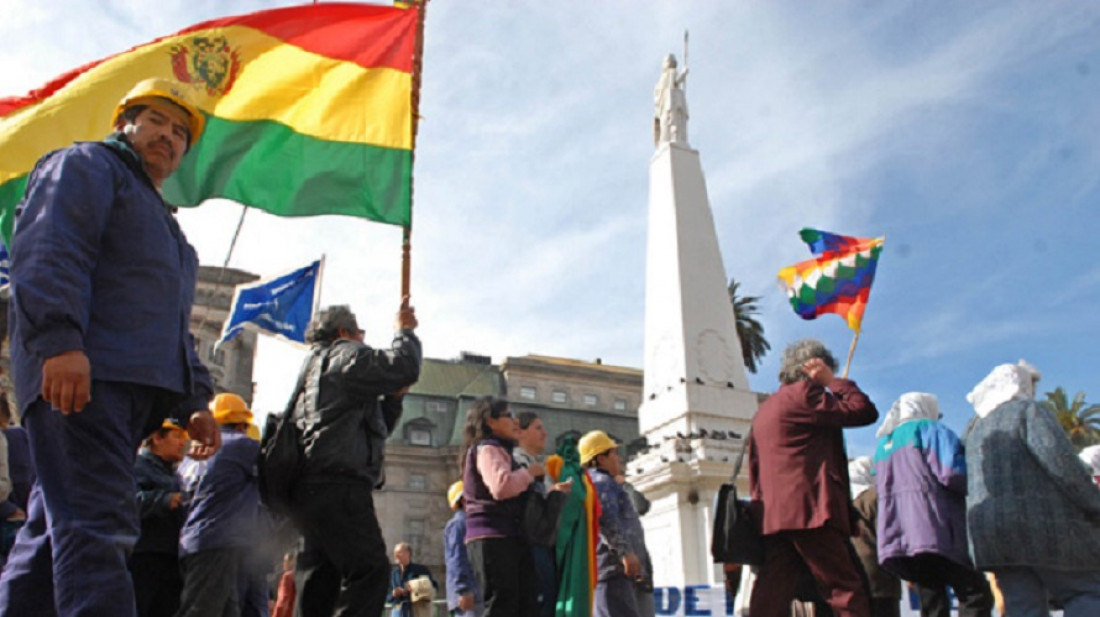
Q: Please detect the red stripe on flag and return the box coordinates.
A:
[177,3,418,72]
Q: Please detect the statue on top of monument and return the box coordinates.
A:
[653,53,689,146]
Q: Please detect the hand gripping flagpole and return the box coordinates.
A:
[402,0,429,304]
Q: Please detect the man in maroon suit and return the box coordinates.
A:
[748,339,879,617]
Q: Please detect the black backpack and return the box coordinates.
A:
[257,349,321,516]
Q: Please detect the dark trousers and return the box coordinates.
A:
[131,552,183,617]
[175,548,241,617]
[532,544,557,617]
[293,482,388,617]
[468,536,537,617]
[869,598,900,617]
[750,527,871,617]
[595,576,642,617]
[907,554,992,617]
[0,382,163,617]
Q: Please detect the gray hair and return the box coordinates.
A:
[305,305,359,344]
[777,339,838,385]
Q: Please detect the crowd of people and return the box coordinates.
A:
[0,75,1096,617]
[737,341,1100,617]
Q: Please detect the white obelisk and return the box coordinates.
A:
[630,52,759,590]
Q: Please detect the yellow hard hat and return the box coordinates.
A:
[578,430,619,465]
[112,78,205,145]
[246,423,261,442]
[160,418,187,436]
[210,393,253,426]
[447,480,464,510]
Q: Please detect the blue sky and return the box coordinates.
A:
[2,1,1098,455]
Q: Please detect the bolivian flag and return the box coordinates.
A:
[554,436,600,617]
[0,3,421,245]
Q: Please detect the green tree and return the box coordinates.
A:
[1044,387,1100,449]
[728,278,770,374]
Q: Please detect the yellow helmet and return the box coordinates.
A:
[210,393,253,426]
[112,78,205,145]
[246,423,261,442]
[159,418,187,436]
[578,430,619,465]
[447,480,465,510]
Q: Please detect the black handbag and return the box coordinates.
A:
[711,426,764,565]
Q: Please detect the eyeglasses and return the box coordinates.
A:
[496,411,515,419]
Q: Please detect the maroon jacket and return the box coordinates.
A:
[748,378,878,535]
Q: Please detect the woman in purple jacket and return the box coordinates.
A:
[872,392,992,617]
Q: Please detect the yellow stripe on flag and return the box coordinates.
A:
[0,25,411,185]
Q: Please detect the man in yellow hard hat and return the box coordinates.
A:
[0,78,218,617]
[443,480,482,617]
[176,393,262,617]
[579,430,650,617]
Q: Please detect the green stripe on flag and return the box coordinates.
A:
[0,175,28,247]
[163,115,412,226]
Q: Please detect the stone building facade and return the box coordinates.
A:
[190,265,260,405]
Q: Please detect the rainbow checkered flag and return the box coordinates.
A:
[777,228,884,332]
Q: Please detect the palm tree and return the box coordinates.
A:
[728,278,770,374]
[1044,387,1100,449]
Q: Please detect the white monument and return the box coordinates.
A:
[630,51,759,590]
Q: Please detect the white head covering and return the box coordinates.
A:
[1080,445,1100,476]
[848,456,873,500]
[876,392,941,438]
[967,360,1041,418]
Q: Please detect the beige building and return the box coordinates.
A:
[190,265,260,405]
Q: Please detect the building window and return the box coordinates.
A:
[552,390,567,404]
[409,428,432,446]
[583,394,598,407]
[427,401,447,413]
[614,398,627,411]
[520,386,536,400]
[408,473,427,491]
[404,418,435,447]
[405,519,425,556]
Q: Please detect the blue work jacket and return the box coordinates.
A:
[9,137,212,419]
[178,428,260,555]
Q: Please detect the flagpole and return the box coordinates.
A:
[841,330,860,379]
[313,254,326,315]
[402,0,429,303]
[196,203,250,336]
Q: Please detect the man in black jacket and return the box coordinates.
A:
[291,303,421,617]
[131,420,189,617]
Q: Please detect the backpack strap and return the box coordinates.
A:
[730,425,753,482]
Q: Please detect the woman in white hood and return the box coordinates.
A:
[964,361,1100,617]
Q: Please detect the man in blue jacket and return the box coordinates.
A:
[0,78,221,617]
[176,394,262,617]
[443,481,482,617]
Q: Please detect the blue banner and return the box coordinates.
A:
[217,259,321,346]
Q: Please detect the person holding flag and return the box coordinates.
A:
[0,78,220,617]
[747,339,878,617]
